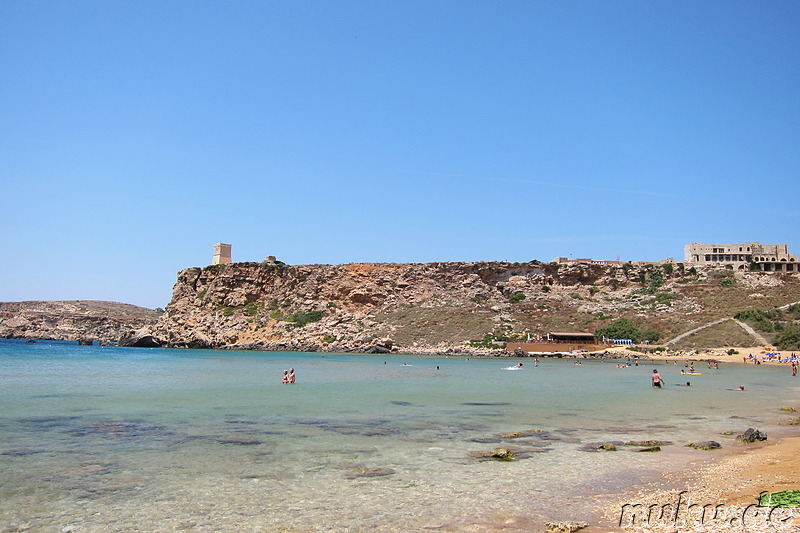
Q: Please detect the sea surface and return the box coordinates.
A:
[1,339,799,532]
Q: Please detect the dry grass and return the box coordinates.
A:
[670,319,761,350]
[372,306,495,346]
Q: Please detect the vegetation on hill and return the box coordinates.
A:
[734,304,800,350]
[595,318,660,344]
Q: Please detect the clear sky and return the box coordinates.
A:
[2,1,798,309]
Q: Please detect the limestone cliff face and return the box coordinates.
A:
[150,260,656,352]
[0,301,161,343]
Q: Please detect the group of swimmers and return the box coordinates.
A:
[281,368,296,384]
[652,367,745,390]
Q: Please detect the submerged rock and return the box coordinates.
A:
[579,441,622,452]
[624,440,672,447]
[0,448,45,456]
[500,429,543,439]
[687,441,721,450]
[471,448,517,461]
[345,466,396,478]
[635,446,661,452]
[217,435,262,445]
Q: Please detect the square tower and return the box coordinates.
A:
[212,243,232,265]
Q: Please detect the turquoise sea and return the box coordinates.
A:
[1,339,799,532]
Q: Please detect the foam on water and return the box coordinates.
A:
[1,340,798,531]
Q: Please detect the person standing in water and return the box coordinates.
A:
[288,368,296,384]
[652,369,663,388]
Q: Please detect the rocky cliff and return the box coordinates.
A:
[0,301,161,343]
[146,260,800,353]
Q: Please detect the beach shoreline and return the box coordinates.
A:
[597,433,800,532]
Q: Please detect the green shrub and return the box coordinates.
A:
[775,328,800,350]
[595,318,659,344]
[651,292,677,306]
[509,292,526,303]
[662,263,674,275]
[754,318,774,332]
[196,289,207,299]
[720,278,734,287]
[541,285,551,293]
[287,311,324,327]
[244,302,263,316]
[640,328,660,343]
[322,334,336,343]
[468,333,507,348]
[269,310,283,320]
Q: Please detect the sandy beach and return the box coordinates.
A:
[602,346,799,366]
[604,435,800,532]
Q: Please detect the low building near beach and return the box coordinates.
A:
[506,332,611,354]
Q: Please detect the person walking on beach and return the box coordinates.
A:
[651,369,663,388]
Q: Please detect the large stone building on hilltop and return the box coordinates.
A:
[684,242,798,272]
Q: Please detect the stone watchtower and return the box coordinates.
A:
[212,243,232,265]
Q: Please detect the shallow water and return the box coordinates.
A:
[1,340,798,532]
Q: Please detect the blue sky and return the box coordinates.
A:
[2,1,798,309]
